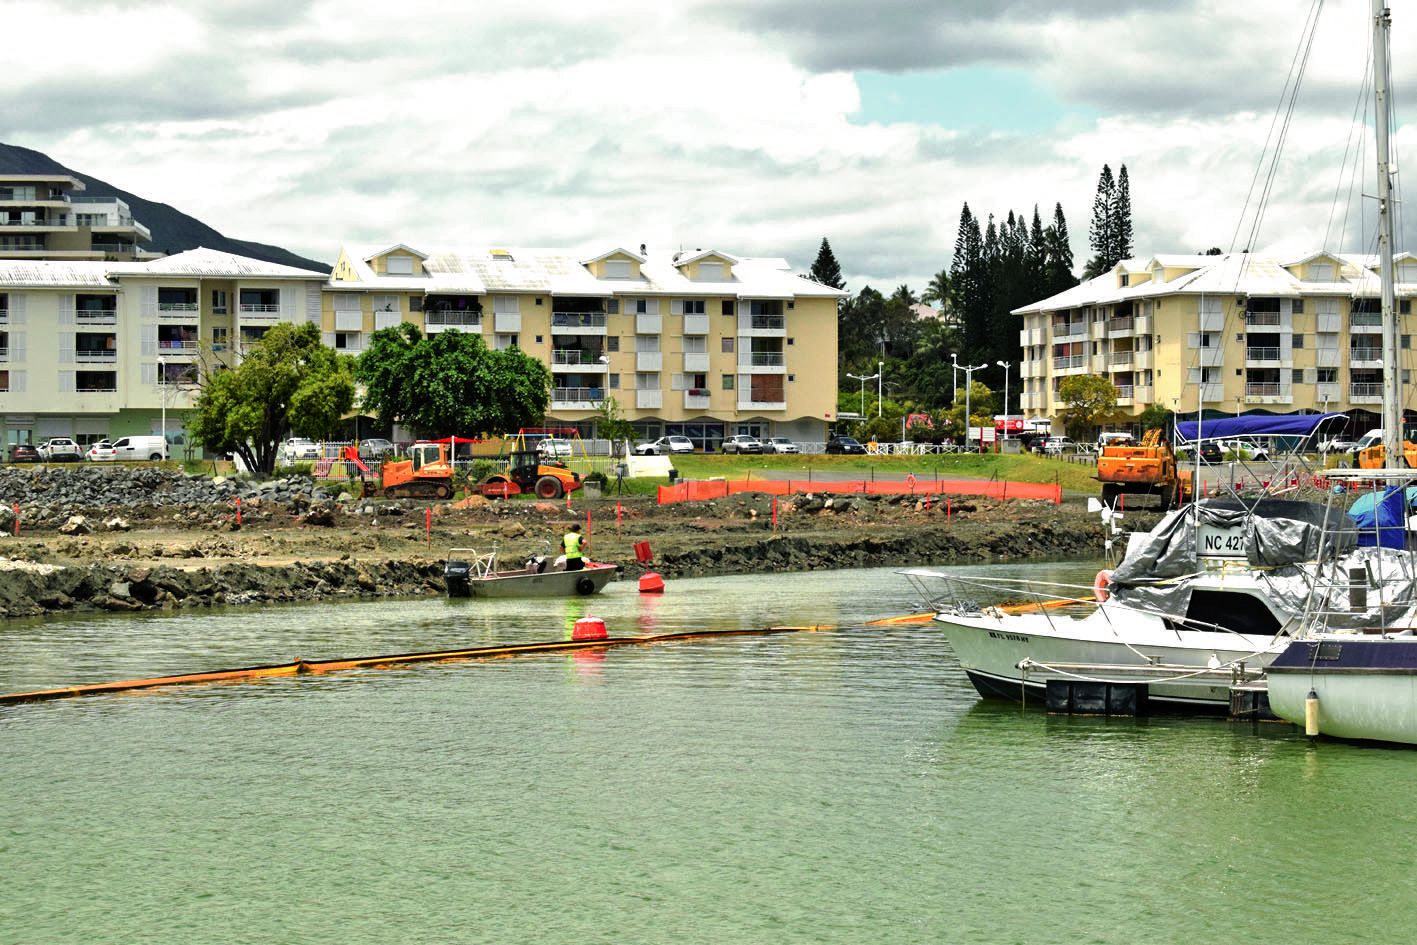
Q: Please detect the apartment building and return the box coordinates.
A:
[0,249,327,448]
[1015,251,1417,425]
[0,174,155,261]
[325,243,846,448]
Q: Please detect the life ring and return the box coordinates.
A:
[575,576,596,595]
[1093,569,1114,603]
[905,473,917,491]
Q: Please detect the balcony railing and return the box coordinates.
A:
[1108,351,1133,366]
[683,390,710,410]
[159,340,199,352]
[1244,311,1282,326]
[425,311,481,329]
[740,351,785,367]
[636,389,663,409]
[1245,383,1282,397]
[1052,355,1086,370]
[239,303,280,313]
[749,315,784,331]
[1052,323,1086,339]
[552,386,604,404]
[1115,385,1135,401]
[683,313,709,335]
[1351,382,1384,398]
[0,347,8,361]
[1245,347,1281,361]
[552,312,607,330]
[1351,313,1384,327]
[1107,317,1134,333]
[77,383,118,392]
[0,309,8,323]
[75,309,117,325]
[552,349,604,366]
[158,301,199,312]
[1350,348,1383,362]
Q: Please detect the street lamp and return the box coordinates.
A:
[157,355,166,445]
[877,360,884,418]
[955,357,988,450]
[846,370,881,419]
[996,360,1012,440]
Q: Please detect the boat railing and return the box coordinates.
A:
[450,544,500,578]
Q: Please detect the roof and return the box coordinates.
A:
[579,247,646,265]
[363,243,428,261]
[0,261,114,288]
[672,249,740,268]
[330,244,848,299]
[108,247,328,279]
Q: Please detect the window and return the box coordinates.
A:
[697,262,724,281]
[607,336,620,352]
[608,374,620,389]
[1292,369,1304,384]
[684,336,706,353]
[1405,335,1412,350]
[607,299,621,314]
[1292,334,1304,348]
[1309,263,1335,281]
[386,255,414,275]
[605,260,631,279]
[1317,368,1337,383]
[409,296,424,312]
[494,334,518,350]
[633,298,647,314]
[212,327,228,351]
[788,374,795,382]
[722,374,734,390]
[683,299,705,315]
[534,335,543,344]
[787,337,794,345]
[635,372,659,390]
[637,335,659,352]
[371,294,399,313]
[722,301,734,316]
[1292,299,1304,314]
[1402,300,1412,315]
[722,337,734,353]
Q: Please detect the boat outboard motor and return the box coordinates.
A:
[524,554,549,574]
[444,558,472,598]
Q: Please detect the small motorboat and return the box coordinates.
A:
[444,543,618,598]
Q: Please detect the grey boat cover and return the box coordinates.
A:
[1108,498,1361,622]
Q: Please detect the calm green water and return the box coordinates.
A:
[4,563,1417,944]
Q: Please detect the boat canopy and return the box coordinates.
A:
[1174,412,1345,443]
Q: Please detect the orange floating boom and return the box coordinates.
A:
[0,626,833,706]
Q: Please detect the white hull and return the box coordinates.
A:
[937,608,1281,707]
[1268,673,1417,743]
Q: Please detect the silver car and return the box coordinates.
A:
[764,437,799,454]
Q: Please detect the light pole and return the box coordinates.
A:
[996,360,1012,440]
[157,355,166,445]
[847,370,880,419]
[877,360,884,417]
[956,358,988,450]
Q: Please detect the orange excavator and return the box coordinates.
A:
[379,442,459,499]
[1095,428,1193,510]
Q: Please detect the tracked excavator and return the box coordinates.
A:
[380,442,459,499]
[1095,428,1193,510]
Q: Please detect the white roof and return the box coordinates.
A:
[330,244,848,299]
[0,261,114,288]
[108,247,327,279]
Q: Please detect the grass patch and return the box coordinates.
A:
[667,452,1101,493]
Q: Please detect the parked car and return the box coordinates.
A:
[358,438,395,461]
[110,435,169,462]
[281,437,321,464]
[1041,436,1075,455]
[86,440,118,462]
[722,434,764,454]
[1319,438,1358,455]
[634,435,695,456]
[1218,438,1269,461]
[8,443,39,463]
[535,437,573,458]
[37,437,83,462]
[763,436,799,454]
[824,436,866,455]
[1186,441,1223,465]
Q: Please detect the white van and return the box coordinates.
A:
[111,435,168,461]
[1354,429,1383,454]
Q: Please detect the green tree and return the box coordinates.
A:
[1044,202,1077,294]
[1058,374,1119,440]
[594,396,636,456]
[944,380,996,440]
[810,237,845,290]
[188,322,356,474]
[1112,164,1133,264]
[1083,164,1116,279]
[357,325,551,436]
[1137,402,1173,435]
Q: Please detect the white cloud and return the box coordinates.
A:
[5,0,1413,295]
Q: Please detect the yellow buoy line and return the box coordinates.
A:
[0,625,836,707]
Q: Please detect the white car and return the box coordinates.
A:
[721,434,763,454]
[536,437,573,458]
[1041,436,1075,455]
[634,435,695,455]
[764,437,800,454]
[1218,439,1269,461]
[281,438,321,463]
[37,437,84,462]
[86,440,118,462]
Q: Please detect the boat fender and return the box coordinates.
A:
[1093,569,1114,603]
[575,576,596,596]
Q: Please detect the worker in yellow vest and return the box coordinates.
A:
[562,523,585,571]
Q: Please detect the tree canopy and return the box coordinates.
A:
[1058,374,1119,439]
[809,237,845,290]
[188,321,356,474]
[1083,163,1134,278]
[356,324,551,436]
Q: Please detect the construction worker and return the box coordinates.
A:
[562,523,585,571]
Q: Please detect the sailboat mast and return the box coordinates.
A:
[1374,0,1400,459]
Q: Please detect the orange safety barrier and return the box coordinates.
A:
[658,478,1061,505]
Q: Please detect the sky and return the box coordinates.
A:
[7,0,1416,295]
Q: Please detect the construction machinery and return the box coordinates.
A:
[381,442,459,499]
[478,449,582,500]
[1095,428,1193,510]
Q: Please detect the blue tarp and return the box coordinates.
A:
[1175,412,1345,443]
[1348,486,1409,549]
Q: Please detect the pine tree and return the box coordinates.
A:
[1044,202,1076,295]
[948,203,987,359]
[1111,165,1133,265]
[810,237,845,289]
[1083,164,1115,279]
[1028,205,1047,300]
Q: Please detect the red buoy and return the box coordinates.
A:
[572,616,608,641]
[638,572,665,594]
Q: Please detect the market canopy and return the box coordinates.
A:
[1175,413,1345,443]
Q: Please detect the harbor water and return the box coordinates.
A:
[5,562,1417,944]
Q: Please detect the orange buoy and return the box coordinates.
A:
[1093,569,1114,603]
[572,617,608,641]
[639,572,665,594]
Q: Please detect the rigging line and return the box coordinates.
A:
[1228,0,1325,257]
[1326,47,1375,249]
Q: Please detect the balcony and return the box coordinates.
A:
[1317,348,1341,368]
[738,314,786,336]
[683,313,709,335]
[552,350,607,372]
[1052,354,1086,371]
[683,389,711,410]
[75,308,117,326]
[636,312,662,334]
[158,302,199,317]
[636,351,662,372]
[551,312,607,334]
[1115,385,1135,404]
[1108,351,1133,367]
[158,340,199,354]
[636,389,663,410]
[238,303,281,321]
[683,352,709,372]
[1350,382,1384,403]
[1350,312,1383,332]
[375,311,402,331]
[737,398,787,411]
[494,311,521,333]
[1350,347,1384,366]
[1244,346,1281,364]
[1244,311,1283,327]
[334,309,363,331]
[1200,383,1225,403]
[739,350,785,372]
[1107,317,1134,335]
[1245,382,1281,397]
[551,386,604,410]
[1052,322,1086,340]
[425,310,481,333]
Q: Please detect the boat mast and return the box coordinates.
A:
[1374,0,1400,460]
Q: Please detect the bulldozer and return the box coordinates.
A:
[1095,428,1193,510]
[477,449,582,500]
[380,442,459,499]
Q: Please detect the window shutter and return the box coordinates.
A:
[140,285,158,320]
[140,363,157,385]
[738,300,751,317]
[9,370,25,393]
[279,286,295,320]
[1304,368,1317,384]
[9,293,24,324]
[10,332,24,360]
[58,336,75,363]
[671,373,686,391]
[140,324,157,357]
[306,283,323,323]
[645,298,659,315]
[670,299,683,315]
[59,295,75,325]
[1187,368,1201,384]
[322,331,337,347]
[57,371,75,392]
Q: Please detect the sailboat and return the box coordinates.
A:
[1265,0,1417,743]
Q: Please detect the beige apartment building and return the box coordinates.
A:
[325,243,846,448]
[1015,251,1417,426]
[0,174,156,261]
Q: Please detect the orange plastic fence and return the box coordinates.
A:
[657,478,1061,504]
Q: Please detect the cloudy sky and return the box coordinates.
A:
[7,0,1415,292]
